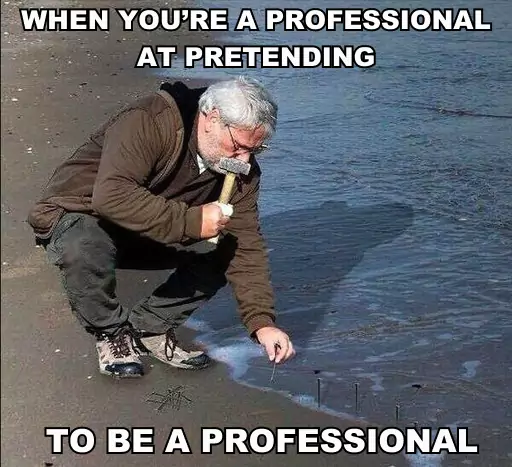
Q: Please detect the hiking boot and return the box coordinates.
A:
[135,328,211,370]
[96,328,144,378]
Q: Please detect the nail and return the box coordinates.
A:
[354,382,360,414]
[270,343,280,383]
[395,402,401,422]
[317,378,321,408]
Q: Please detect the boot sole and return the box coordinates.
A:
[99,369,144,378]
[150,356,211,370]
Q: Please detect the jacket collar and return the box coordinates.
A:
[188,112,199,158]
[187,113,223,180]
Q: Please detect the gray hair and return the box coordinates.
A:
[198,76,278,138]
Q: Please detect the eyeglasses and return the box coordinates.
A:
[226,125,269,156]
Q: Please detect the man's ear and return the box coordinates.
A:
[204,109,221,133]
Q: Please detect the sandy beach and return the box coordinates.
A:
[0,1,413,466]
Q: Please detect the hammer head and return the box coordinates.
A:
[218,157,251,176]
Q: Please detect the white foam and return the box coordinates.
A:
[207,339,265,379]
[185,316,214,333]
[436,333,453,340]
[406,452,446,467]
[365,349,404,363]
[191,326,448,467]
[459,320,487,329]
[355,372,385,391]
[370,375,385,392]
[289,393,355,420]
[188,320,442,467]
[292,393,317,407]
[462,360,481,378]
[413,338,431,347]
[405,427,448,467]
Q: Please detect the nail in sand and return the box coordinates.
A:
[317,378,321,408]
[269,343,281,383]
[354,382,360,414]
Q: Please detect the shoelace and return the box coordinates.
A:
[164,328,177,361]
[108,330,132,359]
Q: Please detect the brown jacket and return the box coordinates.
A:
[28,82,276,336]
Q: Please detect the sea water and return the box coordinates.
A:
[153,1,512,465]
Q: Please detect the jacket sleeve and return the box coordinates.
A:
[91,108,202,244]
[224,177,277,336]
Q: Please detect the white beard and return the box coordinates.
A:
[197,137,229,175]
[198,154,228,175]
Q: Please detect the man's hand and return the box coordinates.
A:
[200,202,232,239]
[255,327,295,364]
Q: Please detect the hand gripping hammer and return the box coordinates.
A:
[207,157,251,245]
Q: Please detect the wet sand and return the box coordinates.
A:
[0,1,408,466]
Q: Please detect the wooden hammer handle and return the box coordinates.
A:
[206,172,237,245]
[218,172,237,204]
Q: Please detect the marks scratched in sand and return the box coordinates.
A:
[146,386,193,412]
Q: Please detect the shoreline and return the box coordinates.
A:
[1,1,408,466]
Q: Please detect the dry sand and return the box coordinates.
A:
[1,1,407,466]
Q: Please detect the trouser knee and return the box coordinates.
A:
[45,214,121,331]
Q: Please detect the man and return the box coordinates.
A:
[28,76,295,378]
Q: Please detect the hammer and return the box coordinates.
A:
[207,157,251,245]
